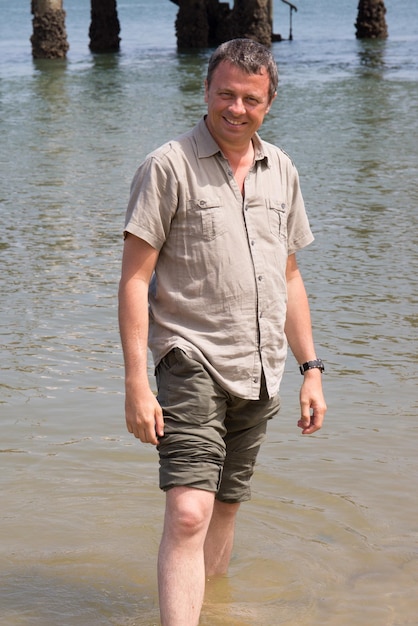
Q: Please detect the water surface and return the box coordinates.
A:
[1,1,418,624]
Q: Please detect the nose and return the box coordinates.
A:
[228,97,246,115]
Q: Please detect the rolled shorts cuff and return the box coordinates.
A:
[159,458,223,494]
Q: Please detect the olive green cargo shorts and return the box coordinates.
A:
[155,348,281,503]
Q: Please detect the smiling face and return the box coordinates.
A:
[204,60,275,153]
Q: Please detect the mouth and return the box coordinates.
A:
[223,117,246,127]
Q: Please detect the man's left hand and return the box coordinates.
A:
[298,370,327,434]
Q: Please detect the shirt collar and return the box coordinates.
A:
[195,117,269,166]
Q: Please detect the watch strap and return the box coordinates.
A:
[299,359,324,375]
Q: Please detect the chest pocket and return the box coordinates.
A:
[267,200,288,241]
[188,198,227,241]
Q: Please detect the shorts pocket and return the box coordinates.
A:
[156,348,217,419]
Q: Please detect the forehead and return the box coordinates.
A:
[210,61,270,94]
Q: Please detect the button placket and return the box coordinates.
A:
[243,168,267,391]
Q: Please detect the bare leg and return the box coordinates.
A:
[204,500,240,577]
[158,486,215,626]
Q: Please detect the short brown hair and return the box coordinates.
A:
[206,38,278,102]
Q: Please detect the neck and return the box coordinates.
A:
[222,140,254,171]
[223,141,255,196]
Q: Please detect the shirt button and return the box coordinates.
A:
[253,377,258,384]
[251,240,255,246]
[258,275,263,281]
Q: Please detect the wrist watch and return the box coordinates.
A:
[299,359,325,375]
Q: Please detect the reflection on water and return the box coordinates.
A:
[357,39,387,74]
[1,0,418,623]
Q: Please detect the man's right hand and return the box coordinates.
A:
[125,383,164,445]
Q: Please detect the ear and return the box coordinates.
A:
[267,91,277,113]
[204,79,209,103]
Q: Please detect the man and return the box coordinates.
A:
[118,38,327,626]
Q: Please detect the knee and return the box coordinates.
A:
[165,487,214,541]
[173,506,207,539]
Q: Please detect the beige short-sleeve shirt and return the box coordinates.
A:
[124,118,314,399]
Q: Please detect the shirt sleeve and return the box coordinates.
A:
[124,151,178,250]
[286,162,314,255]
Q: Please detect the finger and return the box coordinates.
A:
[298,417,311,433]
[155,408,165,439]
[299,413,322,435]
[143,423,160,446]
[298,408,311,431]
[301,424,319,435]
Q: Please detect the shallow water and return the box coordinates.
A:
[1,1,418,624]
